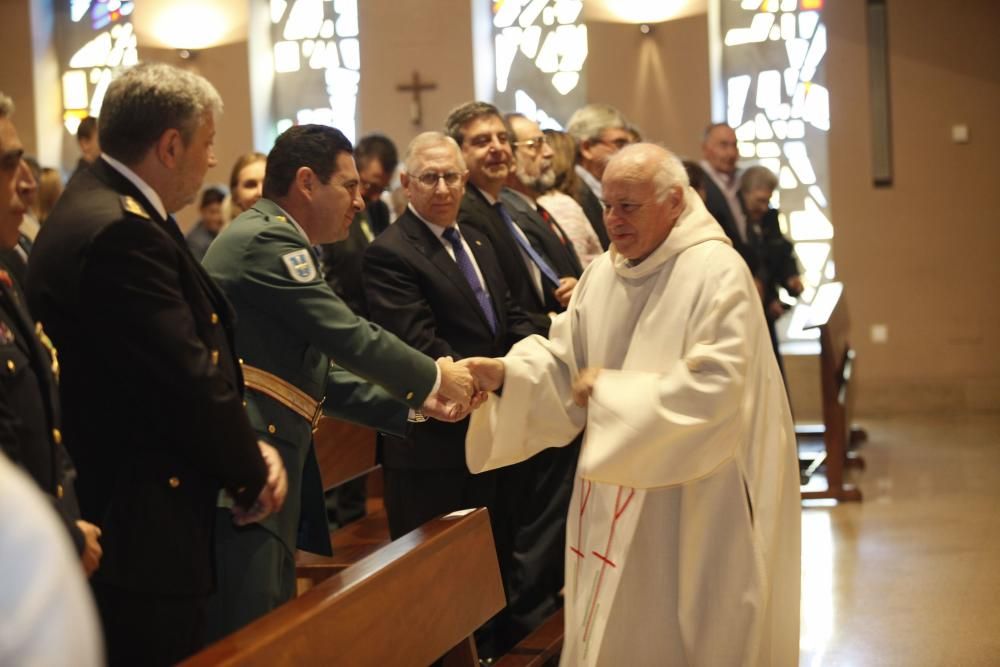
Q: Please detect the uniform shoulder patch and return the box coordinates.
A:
[281,249,318,283]
[120,196,151,220]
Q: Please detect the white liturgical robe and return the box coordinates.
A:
[466,188,801,666]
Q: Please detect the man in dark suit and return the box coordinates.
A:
[319,133,398,316]
[700,122,760,273]
[565,104,633,250]
[363,131,541,655]
[0,92,103,576]
[25,64,287,666]
[446,101,554,334]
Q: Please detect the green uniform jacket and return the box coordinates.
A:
[203,199,438,555]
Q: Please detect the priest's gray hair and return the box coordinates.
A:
[99,63,223,166]
[740,165,778,194]
[608,144,689,204]
[566,104,627,144]
[402,132,466,175]
[0,93,13,119]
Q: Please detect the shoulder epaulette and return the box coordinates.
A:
[120,195,151,220]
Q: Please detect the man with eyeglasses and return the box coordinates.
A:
[566,103,634,250]
[362,131,542,659]
[447,101,554,335]
[502,113,582,309]
[200,125,476,639]
[498,112,586,653]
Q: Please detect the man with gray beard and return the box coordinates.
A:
[501,113,581,311]
[498,112,583,649]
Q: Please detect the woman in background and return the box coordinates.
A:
[538,130,603,268]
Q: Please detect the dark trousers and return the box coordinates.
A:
[203,509,296,643]
[500,438,580,643]
[92,581,206,667]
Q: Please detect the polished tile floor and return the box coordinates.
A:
[798,413,1000,666]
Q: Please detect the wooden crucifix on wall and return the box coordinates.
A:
[396,70,437,126]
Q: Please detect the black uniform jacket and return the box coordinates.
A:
[363,209,541,470]
[25,159,268,596]
[0,264,84,553]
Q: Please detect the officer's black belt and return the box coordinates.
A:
[242,364,325,431]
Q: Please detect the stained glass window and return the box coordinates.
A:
[269,0,360,143]
[720,0,832,339]
[57,0,137,136]
[490,0,588,129]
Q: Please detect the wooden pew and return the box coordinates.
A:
[183,508,504,667]
[494,608,564,667]
[296,418,391,591]
[797,282,865,502]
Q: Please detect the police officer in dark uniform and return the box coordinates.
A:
[0,92,102,575]
[24,66,288,666]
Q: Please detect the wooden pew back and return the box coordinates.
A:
[802,283,863,501]
[185,508,504,667]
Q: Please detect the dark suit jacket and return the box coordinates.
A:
[458,187,553,334]
[501,190,583,279]
[0,265,84,553]
[320,204,379,316]
[25,159,268,596]
[574,180,610,250]
[362,209,540,470]
[703,175,760,275]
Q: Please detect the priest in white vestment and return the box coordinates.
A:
[462,144,801,666]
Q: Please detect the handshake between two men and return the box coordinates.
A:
[424,356,603,423]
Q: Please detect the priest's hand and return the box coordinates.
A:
[422,394,472,422]
[436,356,475,408]
[76,520,103,577]
[233,441,288,526]
[458,357,505,394]
[572,367,602,407]
[554,277,578,308]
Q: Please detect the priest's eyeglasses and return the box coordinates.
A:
[415,171,463,188]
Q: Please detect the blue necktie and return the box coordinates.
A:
[494,202,560,286]
[442,227,497,334]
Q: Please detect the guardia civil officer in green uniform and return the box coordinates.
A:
[201,125,475,639]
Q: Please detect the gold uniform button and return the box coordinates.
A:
[52,428,62,445]
[6,360,14,372]
[210,312,220,325]
[210,349,220,366]
[406,391,414,400]
[57,484,64,499]
[267,424,277,434]
[242,399,248,407]
[238,358,244,366]
[168,477,181,488]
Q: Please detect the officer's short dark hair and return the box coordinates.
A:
[199,186,226,209]
[263,124,354,200]
[77,116,98,142]
[355,133,398,175]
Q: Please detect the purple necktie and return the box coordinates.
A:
[442,227,497,334]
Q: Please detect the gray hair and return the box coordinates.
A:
[566,104,627,144]
[402,132,466,175]
[0,92,13,119]
[607,143,690,203]
[99,63,223,165]
[740,165,778,194]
